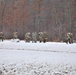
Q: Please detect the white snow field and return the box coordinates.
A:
[0,40,76,75]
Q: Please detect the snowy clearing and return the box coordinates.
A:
[0,40,76,75]
[0,40,76,53]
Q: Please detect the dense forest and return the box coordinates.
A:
[0,0,76,41]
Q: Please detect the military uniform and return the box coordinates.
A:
[43,31,48,43]
[13,31,18,39]
[65,32,73,44]
[0,32,4,42]
[25,32,31,42]
[38,32,44,42]
[32,32,37,43]
[38,31,48,43]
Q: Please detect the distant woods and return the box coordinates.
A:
[0,0,76,41]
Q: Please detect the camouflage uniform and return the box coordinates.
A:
[0,32,4,42]
[13,31,18,39]
[32,32,37,43]
[67,32,73,43]
[25,32,31,42]
[42,31,48,43]
[38,32,44,42]
[65,32,73,44]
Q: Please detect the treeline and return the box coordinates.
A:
[0,0,76,41]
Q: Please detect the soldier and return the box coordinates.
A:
[67,32,73,43]
[38,32,44,42]
[32,32,38,43]
[13,31,18,39]
[25,32,31,42]
[43,31,48,43]
[65,32,73,44]
[0,32,4,42]
[38,31,48,43]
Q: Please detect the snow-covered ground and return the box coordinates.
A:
[0,40,76,75]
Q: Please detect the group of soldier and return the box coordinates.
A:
[0,31,48,43]
[0,31,74,44]
[25,31,48,43]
